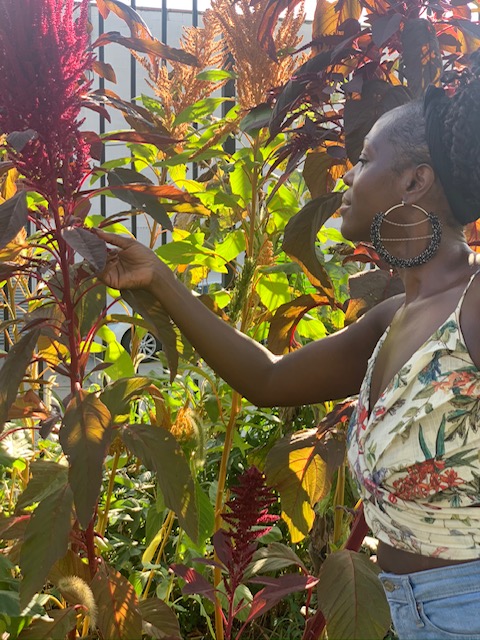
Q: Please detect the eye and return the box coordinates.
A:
[358,156,368,166]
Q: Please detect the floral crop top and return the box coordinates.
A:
[347,272,480,560]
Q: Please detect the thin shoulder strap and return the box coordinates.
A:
[457,268,480,314]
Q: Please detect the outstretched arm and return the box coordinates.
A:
[95,230,395,407]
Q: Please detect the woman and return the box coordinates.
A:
[95,75,480,639]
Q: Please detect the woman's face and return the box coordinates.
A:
[340,117,409,242]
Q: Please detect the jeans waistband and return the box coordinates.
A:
[379,559,480,603]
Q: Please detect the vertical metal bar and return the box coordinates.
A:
[192,0,198,27]
[162,0,167,44]
[130,0,137,237]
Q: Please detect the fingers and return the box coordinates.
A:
[92,228,136,249]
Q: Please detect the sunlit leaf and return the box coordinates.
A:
[318,550,391,639]
[16,460,68,511]
[62,227,107,273]
[121,424,199,543]
[303,151,345,199]
[100,376,151,422]
[92,60,117,83]
[49,549,91,586]
[139,598,182,639]
[170,564,215,602]
[0,328,40,434]
[401,19,442,98]
[267,293,331,354]
[246,574,319,622]
[175,98,233,126]
[282,193,342,300]
[257,0,303,59]
[94,0,152,39]
[102,129,177,149]
[265,430,345,542]
[59,390,112,529]
[0,192,29,249]
[19,484,74,607]
[91,565,142,640]
[18,608,77,640]
[77,279,106,339]
[93,32,199,67]
[121,289,178,382]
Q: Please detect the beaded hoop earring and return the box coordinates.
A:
[370,202,442,269]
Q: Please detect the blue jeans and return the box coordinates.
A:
[379,560,480,639]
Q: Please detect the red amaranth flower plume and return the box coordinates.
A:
[220,466,278,597]
[0,0,94,211]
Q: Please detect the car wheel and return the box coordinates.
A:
[120,328,162,361]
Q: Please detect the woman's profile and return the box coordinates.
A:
[95,67,480,639]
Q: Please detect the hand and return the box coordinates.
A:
[93,229,164,291]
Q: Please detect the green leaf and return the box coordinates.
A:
[282,194,341,301]
[175,98,232,126]
[0,329,40,434]
[0,591,21,617]
[19,484,74,607]
[401,19,442,98]
[98,325,136,380]
[100,376,151,422]
[91,565,142,640]
[265,430,345,543]
[121,424,199,543]
[196,69,235,82]
[0,192,29,249]
[77,279,106,339]
[240,104,273,133]
[214,229,246,263]
[120,289,178,382]
[318,550,391,640]
[16,460,68,511]
[18,608,77,640]
[59,391,112,529]
[245,542,307,578]
[139,598,182,639]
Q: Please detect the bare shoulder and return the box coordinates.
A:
[459,269,480,368]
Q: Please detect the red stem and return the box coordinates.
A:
[85,518,97,579]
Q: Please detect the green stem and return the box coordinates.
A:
[98,447,121,538]
[333,463,346,545]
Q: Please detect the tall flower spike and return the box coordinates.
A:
[220,466,278,596]
[0,0,94,211]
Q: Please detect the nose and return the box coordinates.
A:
[343,165,354,187]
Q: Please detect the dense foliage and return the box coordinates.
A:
[0,0,479,638]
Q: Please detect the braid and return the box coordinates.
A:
[441,78,480,223]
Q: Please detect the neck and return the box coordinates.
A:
[396,228,472,303]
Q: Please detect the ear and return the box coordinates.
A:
[401,163,436,203]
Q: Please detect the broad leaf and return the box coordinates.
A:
[265,430,345,542]
[77,278,106,339]
[0,514,30,540]
[347,269,404,320]
[282,193,342,300]
[0,328,40,434]
[257,0,303,59]
[303,151,345,199]
[94,32,199,67]
[18,608,77,640]
[121,289,178,381]
[246,542,307,578]
[0,192,29,249]
[267,293,331,354]
[318,550,391,639]
[139,598,182,639]
[91,565,142,640]
[49,549,91,586]
[59,391,112,529]
[175,98,232,126]
[16,460,68,511]
[100,376,151,422]
[401,19,442,98]
[170,564,216,602]
[121,424,199,543]
[344,80,411,164]
[94,0,152,38]
[62,227,107,273]
[92,60,117,83]
[102,129,177,148]
[246,574,319,623]
[371,12,403,47]
[19,484,74,607]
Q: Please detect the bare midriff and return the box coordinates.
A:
[377,541,475,574]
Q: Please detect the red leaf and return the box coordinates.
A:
[93,32,199,67]
[6,129,37,152]
[0,192,29,250]
[92,60,116,83]
[62,227,108,273]
[246,574,318,622]
[212,529,232,568]
[257,0,304,60]
[170,564,216,603]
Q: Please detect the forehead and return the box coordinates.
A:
[363,113,397,153]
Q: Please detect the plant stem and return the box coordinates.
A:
[213,390,241,640]
[97,447,121,537]
[333,463,346,545]
[142,509,175,600]
[85,518,97,579]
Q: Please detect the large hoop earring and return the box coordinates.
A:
[370,202,442,269]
